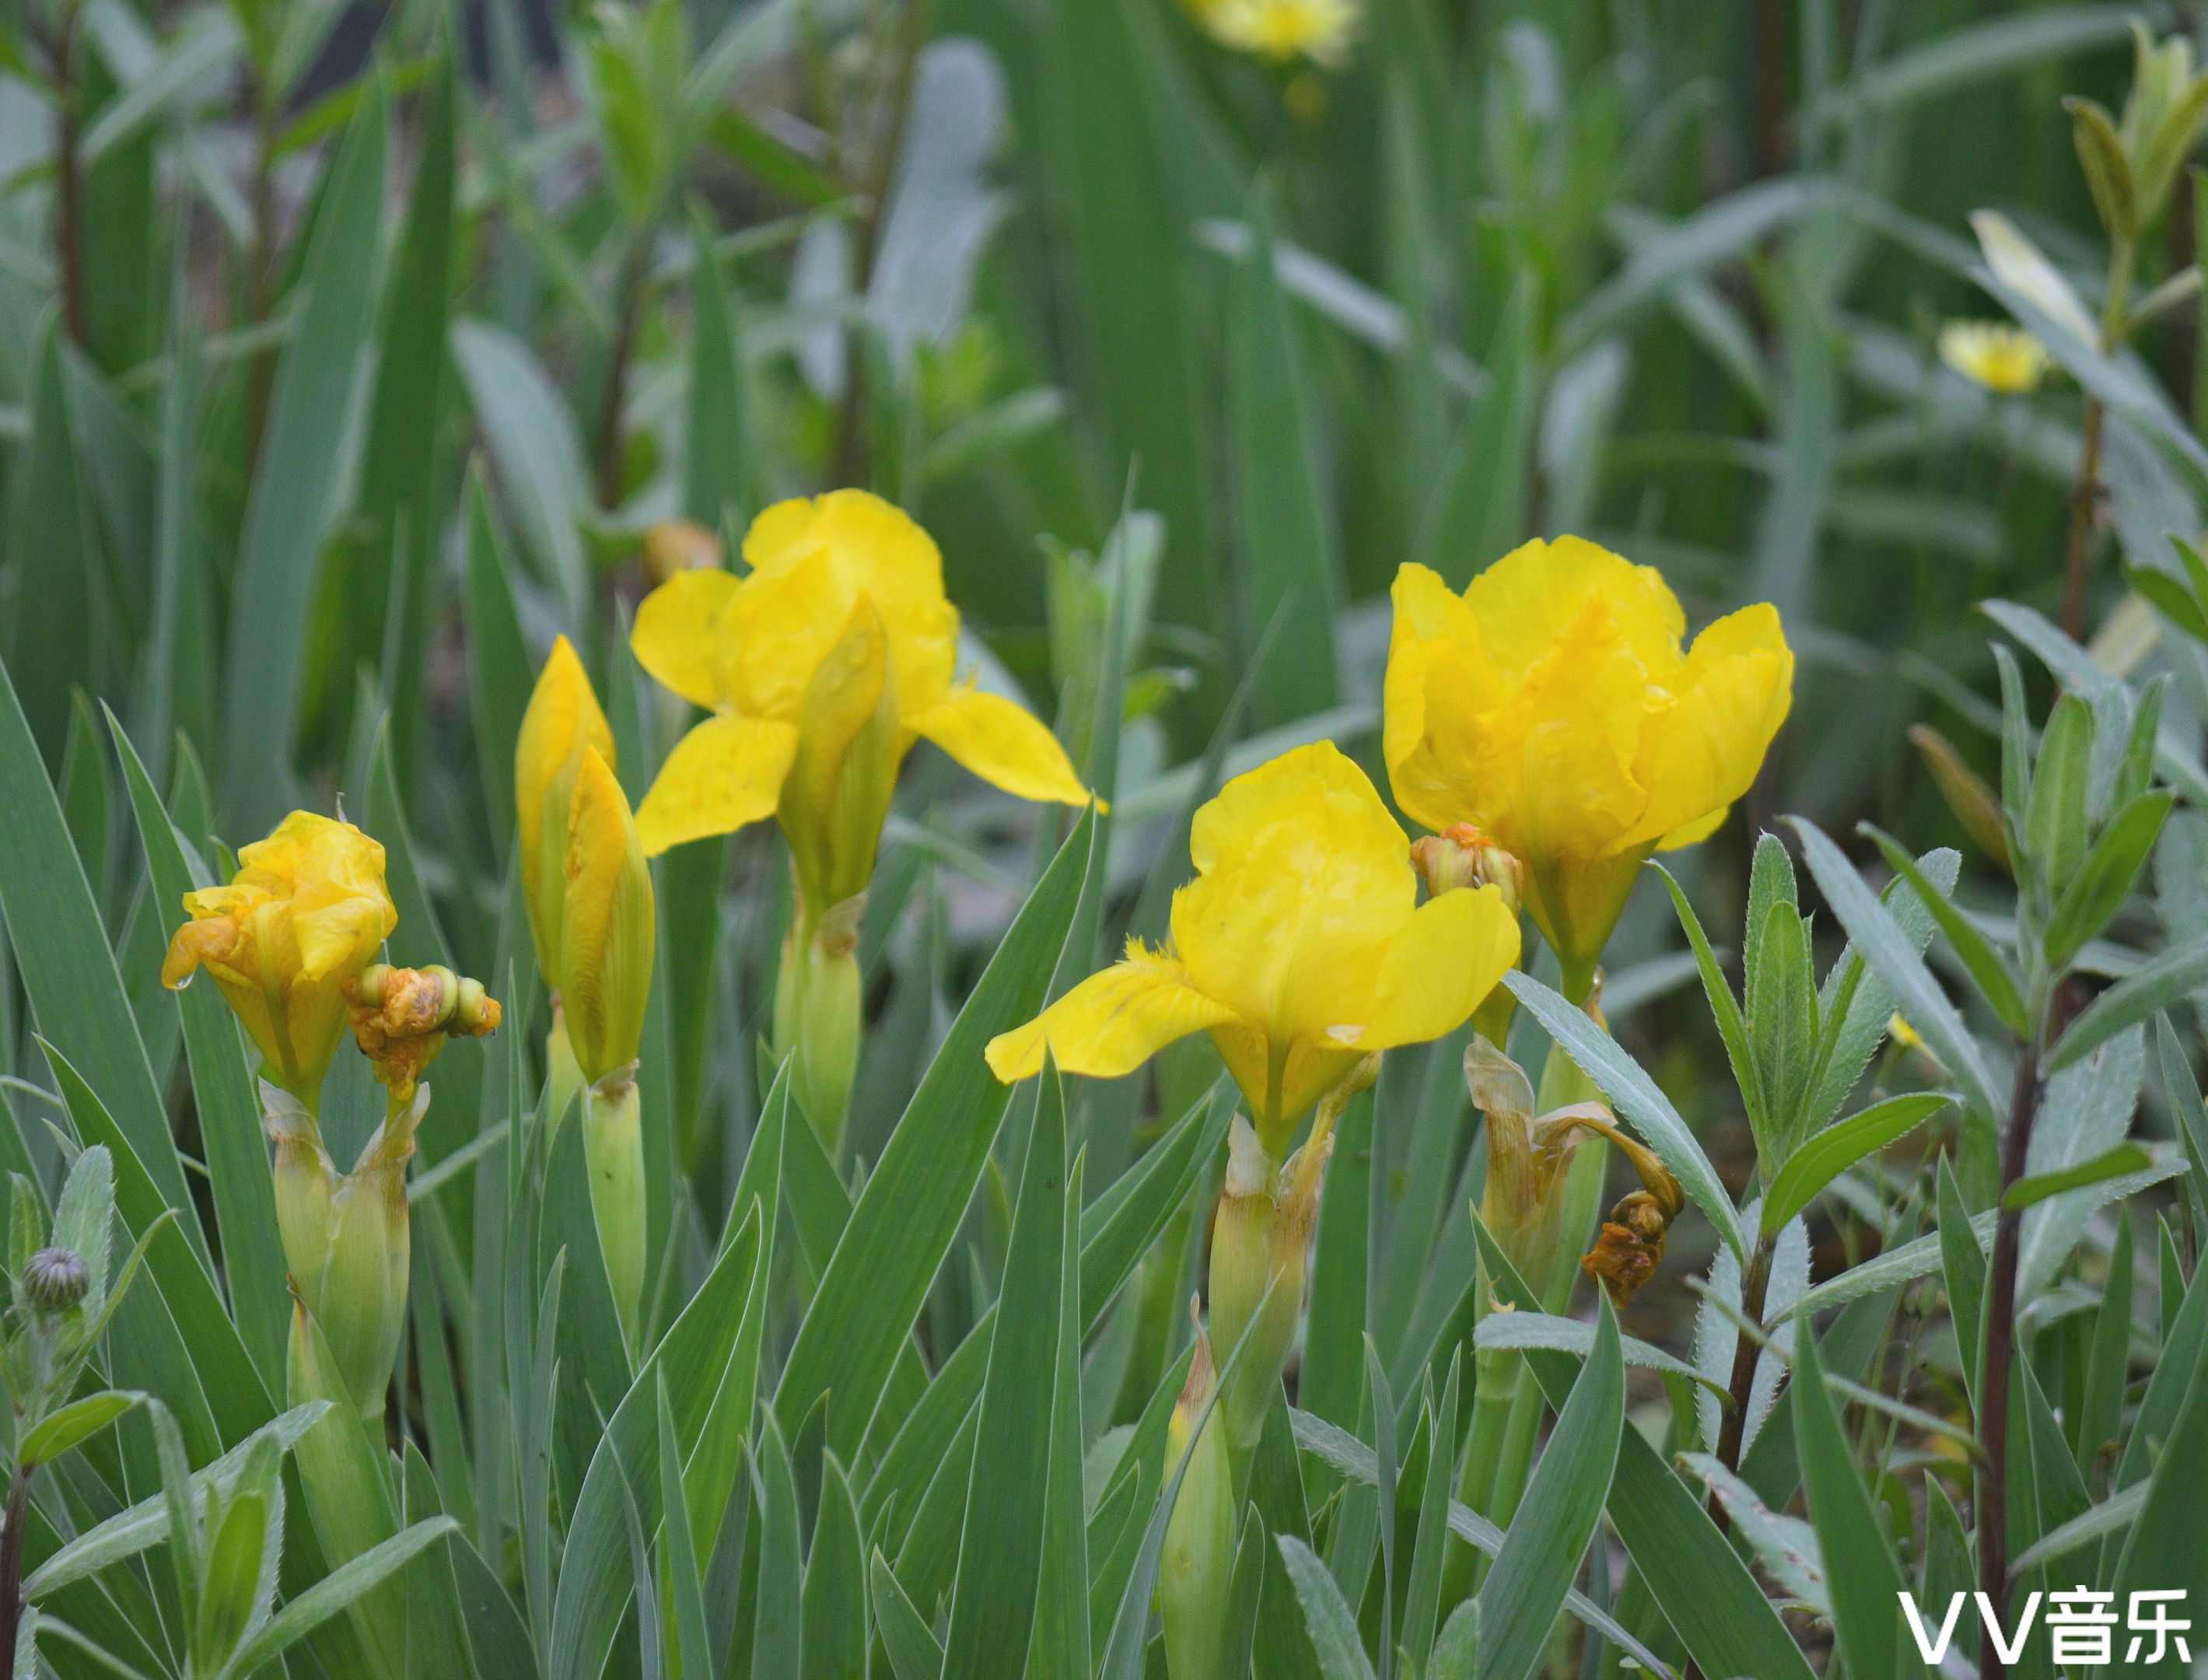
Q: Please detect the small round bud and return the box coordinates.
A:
[1410,823,1524,915]
[642,520,723,586]
[453,976,501,1038]
[23,1247,90,1314]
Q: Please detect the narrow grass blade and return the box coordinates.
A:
[219,82,389,828]
[1476,1304,1625,1680]
[776,810,1093,1456]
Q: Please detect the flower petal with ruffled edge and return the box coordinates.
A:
[1624,603,1795,851]
[635,714,800,856]
[912,686,1094,807]
[1355,883,1520,1052]
[985,947,1244,1082]
[741,490,961,719]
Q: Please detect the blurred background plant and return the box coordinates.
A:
[3,0,2208,1674]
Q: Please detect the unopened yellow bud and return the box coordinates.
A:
[558,747,656,1086]
[162,812,397,1106]
[516,636,616,982]
[1160,1308,1233,1680]
[642,519,723,586]
[1411,822,1524,914]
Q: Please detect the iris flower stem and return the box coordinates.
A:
[593,227,653,511]
[243,84,278,471]
[48,1,88,348]
[830,0,935,485]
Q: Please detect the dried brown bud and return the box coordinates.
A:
[1580,1189,1672,1307]
[345,964,502,1100]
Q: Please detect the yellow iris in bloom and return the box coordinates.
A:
[1937,320,2052,395]
[161,812,398,1104]
[1384,538,1793,992]
[631,490,1094,901]
[987,742,1519,1154]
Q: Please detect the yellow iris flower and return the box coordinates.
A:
[631,490,1094,899]
[987,742,1519,1155]
[1937,320,2052,395]
[162,812,398,1104]
[1384,537,1793,992]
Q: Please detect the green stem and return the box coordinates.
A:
[1706,1234,1776,1533]
[593,228,652,511]
[2061,235,2133,639]
[0,1463,31,1679]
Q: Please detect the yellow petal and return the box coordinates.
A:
[241,814,395,982]
[1460,535,1685,681]
[632,569,740,709]
[1382,563,1498,836]
[740,491,962,720]
[723,551,848,721]
[1656,805,1730,852]
[1175,743,1415,1045]
[985,947,1244,1082]
[1354,883,1521,1052]
[635,715,800,856]
[1502,592,1651,867]
[162,912,242,989]
[912,686,1094,807]
[1624,602,1793,850]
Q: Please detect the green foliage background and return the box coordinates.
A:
[1,0,2207,1675]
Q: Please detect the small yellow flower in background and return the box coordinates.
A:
[1384,537,1793,996]
[631,488,1094,878]
[162,812,397,1105]
[987,740,1519,1156]
[1194,0,1357,67]
[516,635,617,985]
[1937,321,2052,395]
